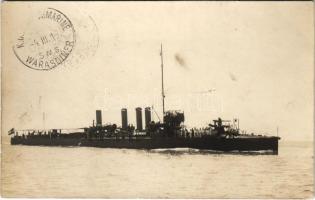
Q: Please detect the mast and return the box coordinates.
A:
[43,112,45,130]
[160,44,165,120]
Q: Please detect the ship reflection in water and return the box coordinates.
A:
[149,148,278,156]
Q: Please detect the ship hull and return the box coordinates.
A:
[11,136,279,154]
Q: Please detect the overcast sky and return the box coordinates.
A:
[3,2,314,141]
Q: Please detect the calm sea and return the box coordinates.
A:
[1,140,313,198]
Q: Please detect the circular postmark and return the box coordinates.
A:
[13,8,76,71]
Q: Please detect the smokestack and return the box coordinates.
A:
[136,107,143,131]
[121,108,128,130]
[145,107,151,129]
[96,110,102,126]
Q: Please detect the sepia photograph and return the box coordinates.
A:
[1,1,314,198]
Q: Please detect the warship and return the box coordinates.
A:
[9,45,280,154]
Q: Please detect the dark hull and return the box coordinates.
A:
[11,136,279,154]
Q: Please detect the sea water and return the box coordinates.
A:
[1,140,313,198]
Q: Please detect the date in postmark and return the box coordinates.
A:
[13,8,76,70]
